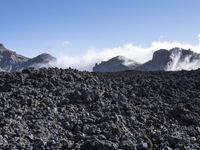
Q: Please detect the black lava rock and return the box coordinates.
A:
[0,68,199,149]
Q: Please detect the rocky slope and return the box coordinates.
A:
[93,48,200,72]
[93,56,141,72]
[0,68,200,149]
[0,44,56,72]
[137,48,200,71]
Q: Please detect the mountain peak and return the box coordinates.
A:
[0,43,8,52]
[170,47,197,56]
[170,47,183,50]
[136,48,200,71]
[105,56,127,63]
[36,53,55,59]
[113,55,126,60]
[0,44,56,72]
[33,53,56,63]
[93,56,140,72]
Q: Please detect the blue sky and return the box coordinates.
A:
[0,0,200,60]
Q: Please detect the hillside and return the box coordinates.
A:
[93,48,200,72]
[0,68,199,149]
[93,56,141,72]
[0,44,56,72]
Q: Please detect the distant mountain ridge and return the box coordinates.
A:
[93,48,200,72]
[1,43,200,72]
[93,56,141,72]
[0,43,56,72]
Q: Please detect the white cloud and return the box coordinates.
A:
[62,40,71,48]
[198,34,200,42]
[52,35,200,71]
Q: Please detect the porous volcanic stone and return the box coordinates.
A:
[0,68,200,149]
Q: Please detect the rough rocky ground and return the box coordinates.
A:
[0,68,200,150]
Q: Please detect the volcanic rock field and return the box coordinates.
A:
[0,68,200,149]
